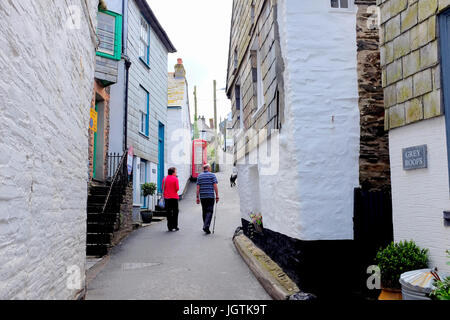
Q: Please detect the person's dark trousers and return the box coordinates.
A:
[200,198,215,231]
[165,198,179,231]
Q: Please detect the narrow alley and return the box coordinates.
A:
[85,166,271,300]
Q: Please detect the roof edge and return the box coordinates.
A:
[135,0,177,53]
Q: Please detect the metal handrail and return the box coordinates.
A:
[102,150,128,215]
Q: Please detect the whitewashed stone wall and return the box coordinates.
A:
[0,0,97,299]
[236,0,360,240]
[166,88,192,196]
[389,116,450,273]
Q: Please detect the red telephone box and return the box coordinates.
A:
[192,139,207,179]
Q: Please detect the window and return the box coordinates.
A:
[256,50,264,110]
[235,85,244,129]
[330,0,350,9]
[139,17,150,64]
[251,1,255,24]
[96,10,122,60]
[234,48,238,70]
[139,86,149,136]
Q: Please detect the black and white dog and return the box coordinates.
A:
[230,173,237,187]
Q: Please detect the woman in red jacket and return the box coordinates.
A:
[162,167,180,231]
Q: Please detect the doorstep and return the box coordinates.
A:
[233,230,302,300]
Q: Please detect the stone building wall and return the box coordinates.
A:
[0,0,97,299]
[356,0,391,190]
[379,0,450,128]
[110,181,134,246]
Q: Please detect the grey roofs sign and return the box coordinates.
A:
[402,145,427,170]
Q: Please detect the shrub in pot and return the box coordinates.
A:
[375,240,429,300]
[141,183,156,223]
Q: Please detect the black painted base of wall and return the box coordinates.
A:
[241,219,380,300]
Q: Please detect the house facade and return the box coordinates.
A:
[108,0,176,219]
[378,0,450,273]
[88,3,122,182]
[0,0,97,299]
[167,59,193,198]
[227,0,391,297]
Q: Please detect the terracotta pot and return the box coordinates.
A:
[378,287,403,300]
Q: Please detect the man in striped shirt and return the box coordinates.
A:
[196,163,219,234]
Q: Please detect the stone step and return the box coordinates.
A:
[87,233,112,245]
[87,213,118,223]
[86,223,115,234]
[87,203,120,214]
[86,244,108,257]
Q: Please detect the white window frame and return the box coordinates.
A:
[256,49,264,112]
[329,0,355,12]
[139,86,149,136]
[139,17,150,63]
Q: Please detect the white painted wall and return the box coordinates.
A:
[389,116,450,273]
[0,0,97,299]
[238,0,360,240]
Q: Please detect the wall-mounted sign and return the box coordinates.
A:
[127,146,134,175]
[402,145,427,170]
[89,108,98,132]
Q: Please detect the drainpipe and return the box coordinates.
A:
[123,56,131,152]
[122,0,130,153]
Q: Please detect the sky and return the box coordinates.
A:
[147,0,233,126]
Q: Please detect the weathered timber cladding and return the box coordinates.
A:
[356,0,391,190]
[378,0,450,129]
[227,0,284,161]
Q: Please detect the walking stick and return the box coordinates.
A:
[212,200,218,234]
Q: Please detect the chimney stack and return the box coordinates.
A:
[174,58,186,79]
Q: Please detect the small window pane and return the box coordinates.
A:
[331,0,339,8]
[340,0,349,8]
[97,12,116,55]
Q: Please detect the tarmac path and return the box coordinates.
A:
[86,166,271,300]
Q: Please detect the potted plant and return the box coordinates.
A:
[429,250,450,300]
[375,240,429,300]
[141,182,156,223]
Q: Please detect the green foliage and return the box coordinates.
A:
[429,249,450,300]
[375,240,429,289]
[447,249,450,266]
[141,182,156,197]
[430,276,450,300]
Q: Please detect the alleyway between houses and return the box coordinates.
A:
[86,166,271,300]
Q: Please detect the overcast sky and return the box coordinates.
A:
[147,0,233,125]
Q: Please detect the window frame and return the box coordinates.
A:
[139,17,150,65]
[139,86,150,137]
[329,0,355,11]
[96,9,122,61]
